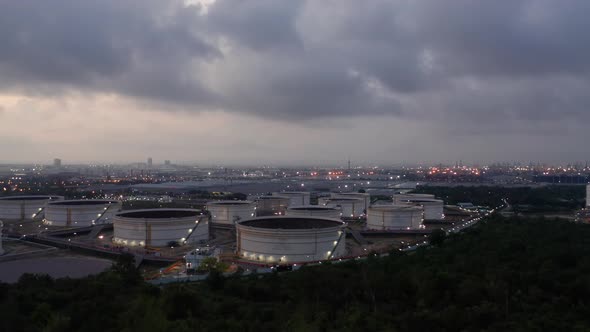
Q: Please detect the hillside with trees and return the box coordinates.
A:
[1,215,590,331]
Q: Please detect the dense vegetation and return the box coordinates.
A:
[2,215,590,331]
[414,185,584,212]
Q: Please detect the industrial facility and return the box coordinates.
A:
[272,192,310,206]
[393,194,444,220]
[0,195,63,222]
[236,216,346,264]
[331,192,371,211]
[43,199,122,227]
[254,196,290,216]
[392,193,435,204]
[286,205,342,219]
[366,205,424,230]
[319,197,365,218]
[112,209,208,247]
[206,200,255,226]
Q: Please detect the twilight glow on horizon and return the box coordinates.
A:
[0,0,589,165]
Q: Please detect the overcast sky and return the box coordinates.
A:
[0,0,589,166]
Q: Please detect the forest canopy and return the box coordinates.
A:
[1,215,590,331]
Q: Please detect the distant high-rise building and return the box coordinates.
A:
[164,160,171,166]
[147,157,153,168]
[53,158,62,167]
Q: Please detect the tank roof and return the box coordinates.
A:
[288,206,339,211]
[257,196,289,200]
[327,197,363,201]
[399,198,443,203]
[49,200,118,206]
[208,200,253,205]
[0,195,60,201]
[370,204,423,211]
[275,192,309,195]
[239,216,343,229]
[117,209,201,219]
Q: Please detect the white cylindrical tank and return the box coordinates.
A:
[319,197,364,218]
[236,216,346,264]
[112,209,208,247]
[43,199,122,227]
[286,205,342,219]
[331,192,371,211]
[366,205,424,230]
[392,193,435,205]
[0,195,63,222]
[272,192,310,206]
[206,200,256,225]
[395,197,444,220]
[255,196,290,216]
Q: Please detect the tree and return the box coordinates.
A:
[111,253,141,284]
[429,229,447,246]
[197,257,228,273]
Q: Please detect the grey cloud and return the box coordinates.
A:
[0,0,219,104]
[1,0,590,130]
[206,0,305,51]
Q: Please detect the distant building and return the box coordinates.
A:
[53,158,62,167]
[185,246,220,271]
[165,160,171,166]
[457,202,477,211]
[147,157,153,168]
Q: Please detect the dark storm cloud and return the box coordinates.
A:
[1,0,590,125]
[411,0,590,77]
[205,0,305,51]
[0,0,219,103]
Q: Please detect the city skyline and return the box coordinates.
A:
[1,1,589,164]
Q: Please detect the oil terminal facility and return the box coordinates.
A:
[253,195,290,216]
[0,195,63,222]
[319,197,365,218]
[0,184,482,283]
[272,191,311,206]
[236,216,346,264]
[206,200,255,226]
[366,205,424,231]
[43,199,122,226]
[393,193,445,220]
[112,209,208,247]
[286,205,342,219]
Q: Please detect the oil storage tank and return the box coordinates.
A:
[0,195,63,222]
[43,199,122,226]
[319,197,364,218]
[255,196,290,216]
[392,193,435,204]
[206,200,255,226]
[112,209,208,247]
[272,192,310,206]
[286,205,342,219]
[366,205,424,230]
[394,195,444,220]
[331,192,371,211]
[236,216,346,264]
